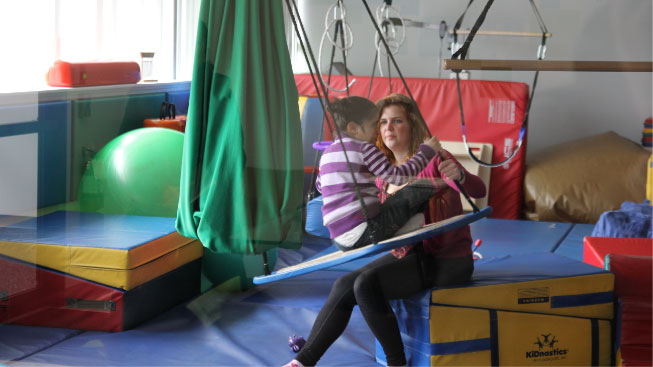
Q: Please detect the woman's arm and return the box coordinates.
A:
[435,150,486,199]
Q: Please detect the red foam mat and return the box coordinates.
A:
[295,75,529,219]
[0,256,200,332]
[583,237,652,268]
[609,254,652,367]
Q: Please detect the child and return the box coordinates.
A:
[283,95,483,367]
[315,96,441,251]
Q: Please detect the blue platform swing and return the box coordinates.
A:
[253,0,492,285]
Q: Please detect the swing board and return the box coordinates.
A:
[253,207,492,284]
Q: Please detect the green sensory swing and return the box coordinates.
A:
[176,0,304,287]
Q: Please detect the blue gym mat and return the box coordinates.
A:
[552,223,596,261]
[5,270,378,367]
[0,218,592,367]
[470,218,573,258]
[0,324,82,363]
[0,211,177,249]
[305,217,574,273]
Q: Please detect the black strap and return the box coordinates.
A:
[489,309,499,366]
[452,0,548,168]
[361,0,478,212]
[591,319,599,366]
[452,0,475,45]
[159,102,177,120]
[452,0,495,61]
[286,0,374,236]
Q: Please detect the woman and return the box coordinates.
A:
[376,93,486,262]
[283,94,486,367]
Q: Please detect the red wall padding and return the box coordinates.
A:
[295,75,529,219]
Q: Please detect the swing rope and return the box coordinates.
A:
[451,0,548,168]
[318,0,357,94]
[361,0,480,213]
[285,0,376,245]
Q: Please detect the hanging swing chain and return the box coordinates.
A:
[361,0,479,213]
[451,0,549,168]
[286,0,375,235]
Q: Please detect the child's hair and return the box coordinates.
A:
[375,93,428,164]
[329,96,378,133]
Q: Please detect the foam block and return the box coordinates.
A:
[583,237,652,268]
[376,253,615,366]
[377,305,612,366]
[430,253,614,319]
[608,254,652,367]
[0,256,200,332]
[0,211,202,290]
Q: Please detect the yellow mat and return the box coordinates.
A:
[0,211,203,290]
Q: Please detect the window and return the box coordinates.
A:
[0,0,201,93]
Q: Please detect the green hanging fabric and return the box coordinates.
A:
[176,0,303,255]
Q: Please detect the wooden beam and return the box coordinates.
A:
[442,59,653,72]
[448,29,552,38]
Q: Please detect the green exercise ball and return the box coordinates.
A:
[78,127,184,217]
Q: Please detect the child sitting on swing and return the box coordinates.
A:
[315,96,440,251]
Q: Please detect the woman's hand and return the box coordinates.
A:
[438,159,465,183]
[423,136,442,153]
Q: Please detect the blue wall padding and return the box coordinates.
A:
[167,90,190,115]
[305,196,329,238]
[553,223,595,261]
[0,101,70,207]
[300,98,325,167]
[592,201,653,238]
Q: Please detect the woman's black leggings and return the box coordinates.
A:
[296,250,474,366]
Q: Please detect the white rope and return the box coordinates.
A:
[374,2,406,77]
[317,0,356,93]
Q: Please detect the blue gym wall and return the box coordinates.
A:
[0,87,190,213]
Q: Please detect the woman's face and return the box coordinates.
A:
[379,104,412,154]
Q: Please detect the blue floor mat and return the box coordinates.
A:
[1,218,586,367]
[471,218,573,259]
[0,324,82,363]
[553,223,595,261]
[307,218,574,272]
[9,271,378,367]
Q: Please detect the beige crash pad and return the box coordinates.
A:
[524,131,650,223]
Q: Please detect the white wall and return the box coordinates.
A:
[291,0,652,160]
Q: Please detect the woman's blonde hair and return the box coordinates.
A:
[375,93,428,163]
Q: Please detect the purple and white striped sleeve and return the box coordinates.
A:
[361,143,436,185]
